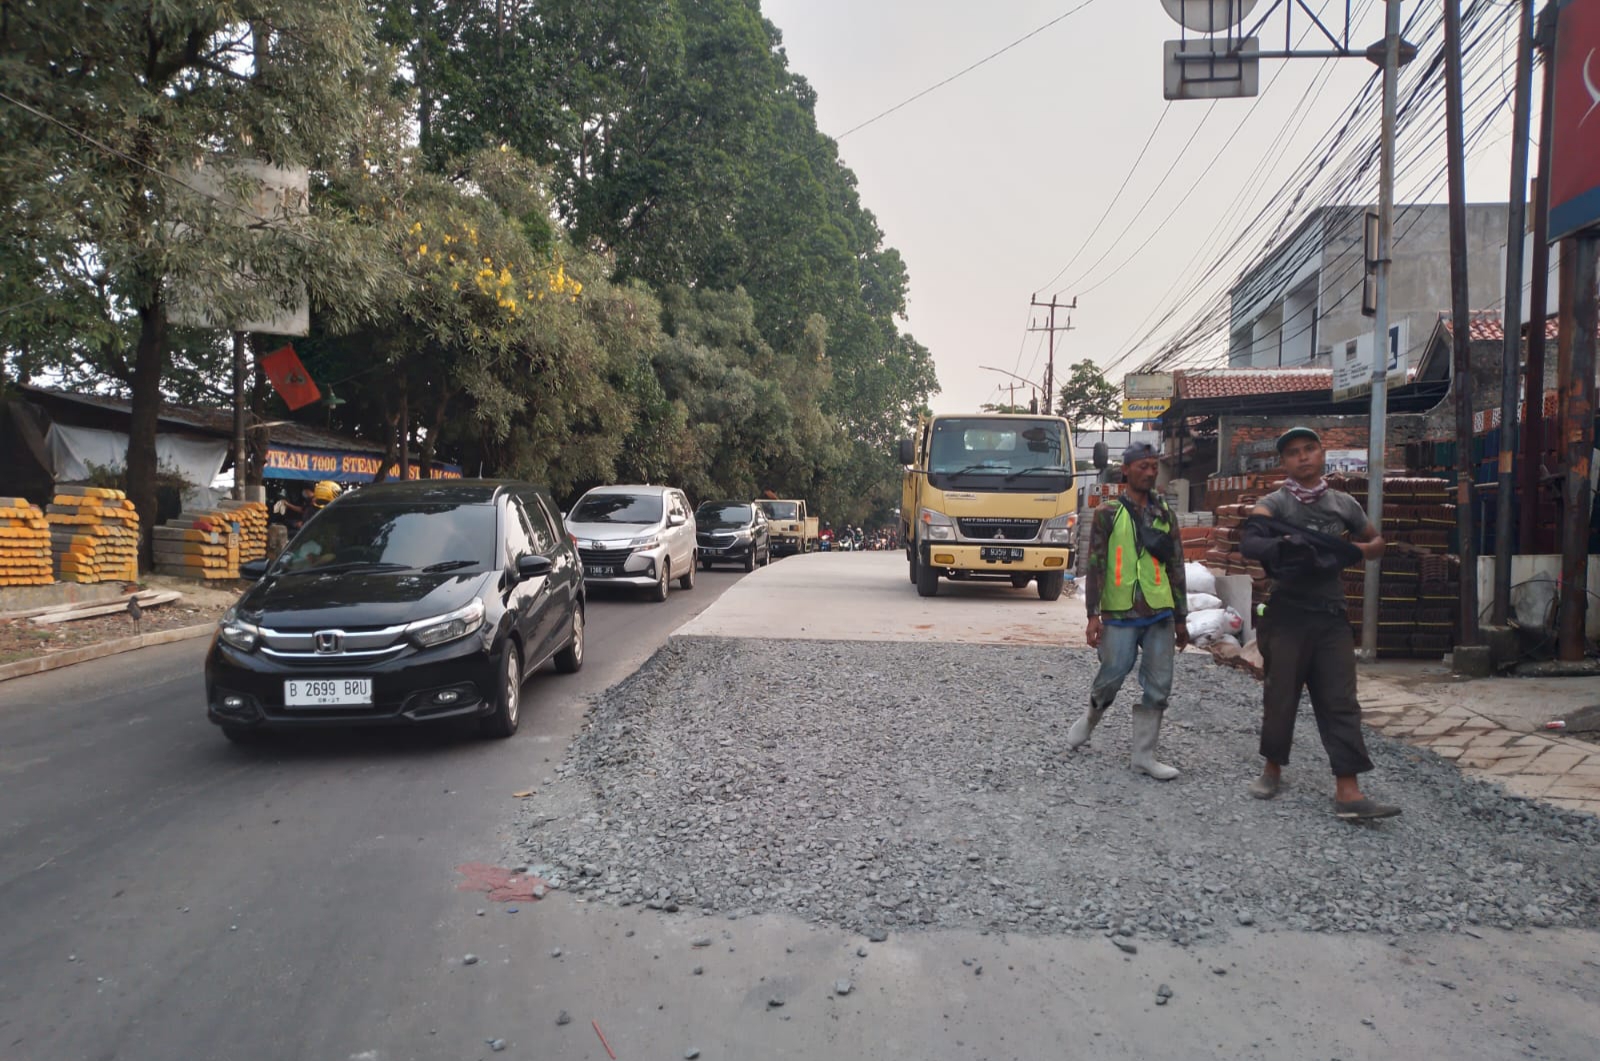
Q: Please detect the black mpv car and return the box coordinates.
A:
[206,480,584,742]
[695,500,770,571]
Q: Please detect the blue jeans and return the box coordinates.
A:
[1090,617,1175,713]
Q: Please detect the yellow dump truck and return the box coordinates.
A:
[898,413,1079,599]
[755,498,819,557]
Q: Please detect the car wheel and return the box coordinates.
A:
[1037,571,1065,601]
[760,544,770,566]
[553,606,584,674]
[481,642,522,738]
[679,555,695,590]
[1011,574,1032,589]
[652,560,671,602]
[220,723,262,745]
[743,548,756,572]
[914,549,940,598]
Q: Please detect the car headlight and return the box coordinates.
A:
[731,530,752,543]
[1042,512,1079,544]
[630,535,662,549]
[406,598,486,648]
[218,607,261,652]
[920,508,956,541]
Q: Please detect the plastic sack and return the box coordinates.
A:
[1185,561,1217,596]
[1186,606,1244,641]
[1186,591,1223,612]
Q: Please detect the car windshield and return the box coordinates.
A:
[571,492,662,525]
[275,503,497,575]
[697,503,752,528]
[757,501,798,520]
[928,419,1070,477]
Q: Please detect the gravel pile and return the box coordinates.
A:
[515,637,1600,941]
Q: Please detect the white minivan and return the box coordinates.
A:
[564,485,697,601]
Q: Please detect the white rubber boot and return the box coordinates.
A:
[1129,706,1179,780]
[1065,707,1106,751]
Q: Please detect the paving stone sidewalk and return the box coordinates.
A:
[1359,675,1600,817]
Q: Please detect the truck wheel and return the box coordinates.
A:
[1010,574,1032,589]
[1037,571,1065,601]
[907,550,917,583]
[914,552,941,597]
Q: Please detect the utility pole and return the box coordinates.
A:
[1360,0,1403,661]
[1492,0,1537,625]
[1558,235,1597,661]
[1443,0,1478,645]
[1029,294,1076,416]
[1520,3,1558,556]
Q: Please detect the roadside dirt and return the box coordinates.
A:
[0,575,242,665]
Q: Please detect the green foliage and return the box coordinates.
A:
[1055,360,1121,428]
[3,0,940,555]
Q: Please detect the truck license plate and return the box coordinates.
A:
[285,678,372,707]
[981,546,1026,562]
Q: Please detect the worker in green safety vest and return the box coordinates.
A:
[1067,442,1189,779]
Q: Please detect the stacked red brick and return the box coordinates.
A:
[153,510,240,581]
[0,497,53,586]
[47,486,140,583]
[1335,475,1459,658]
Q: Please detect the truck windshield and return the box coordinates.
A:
[928,419,1072,486]
[757,501,799,520]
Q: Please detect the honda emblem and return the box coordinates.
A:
[313,630,343,654]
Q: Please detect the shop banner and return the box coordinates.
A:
[263,443,462,483]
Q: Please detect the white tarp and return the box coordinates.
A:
[44,424,229,509]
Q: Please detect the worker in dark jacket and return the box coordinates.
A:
[1067,442,1188,780]
[1240,427,1400,821]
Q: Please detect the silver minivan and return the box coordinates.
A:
[565,485,697,601]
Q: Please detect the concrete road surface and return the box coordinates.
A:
[3,557,1598,1061]
[679,551,1089,646]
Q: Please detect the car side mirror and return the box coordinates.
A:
[897,438,915,465]
[668,513,687,527]
[240,558,270,581]
[515,554,553,579]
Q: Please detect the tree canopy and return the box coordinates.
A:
[1055,360,1121,428]
[1,0,939,554]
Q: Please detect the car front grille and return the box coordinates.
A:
[956,518,1042,541]
[578,547,633,566]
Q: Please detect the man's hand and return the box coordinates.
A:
[1175,623,1189,652]
[1086,615,1102,648]
[1356,534,1386,561]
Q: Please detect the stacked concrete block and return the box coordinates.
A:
[46,486,140,584]
[217,499,269,562]
[0,497,54,586]
[153,511,240,581]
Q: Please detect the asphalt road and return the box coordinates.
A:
[0,570,745,1061]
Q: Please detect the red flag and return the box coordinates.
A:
[260,344,322,411]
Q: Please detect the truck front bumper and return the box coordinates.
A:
[921,541,1073,573]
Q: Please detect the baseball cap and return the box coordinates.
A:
[1122,441,1160,465]
[1275,426,1322,453]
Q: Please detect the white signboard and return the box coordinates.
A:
[1123,372,1175,399]
[1332,320,1409,403]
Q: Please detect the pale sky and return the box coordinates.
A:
[761,0,1526,413]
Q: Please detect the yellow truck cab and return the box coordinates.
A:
[898,413,1079,599]
[755,498,819,557]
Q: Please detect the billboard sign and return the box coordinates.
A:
[1549,0,1600,241]
[1331,320,1409,403]
[1121,396,1173,422]
[1123,372,1175,399]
